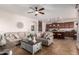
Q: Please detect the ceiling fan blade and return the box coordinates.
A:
[39,8,45,11]
[35,14,37,16]
[39,12,44,14]
[35,7,38,11]
[29,7,35,11]
[28,12,33,13]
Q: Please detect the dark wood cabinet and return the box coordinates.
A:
[53,32,65,39]
[46,22,74,31]
[64,31,77,40]
[53,31,77,40]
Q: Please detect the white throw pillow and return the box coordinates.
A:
[0,35,6,46]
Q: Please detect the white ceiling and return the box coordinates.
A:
[0,4,77,22]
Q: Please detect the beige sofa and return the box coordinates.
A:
[3,32,27,45]
[38,32,54,46]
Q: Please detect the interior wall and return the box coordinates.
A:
[0,10,37,34]
[42,22,46,32]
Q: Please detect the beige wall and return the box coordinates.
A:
[0,10,37,34]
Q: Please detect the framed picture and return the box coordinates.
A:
[31,25,35,31]
[38,21,42,31]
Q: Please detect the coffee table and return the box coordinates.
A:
[21,40,42,54]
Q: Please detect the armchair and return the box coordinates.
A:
[38,32,54,46]
[0,34,6,46]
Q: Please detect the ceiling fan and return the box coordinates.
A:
[28,6,45,16]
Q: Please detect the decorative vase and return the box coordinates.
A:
[32,36,37,43]
[28,37,32,41]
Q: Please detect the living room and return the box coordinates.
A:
[0,4,79,55]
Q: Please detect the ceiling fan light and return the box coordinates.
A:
[35,11,39,14]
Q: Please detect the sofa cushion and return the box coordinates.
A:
[17,32,27,39]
